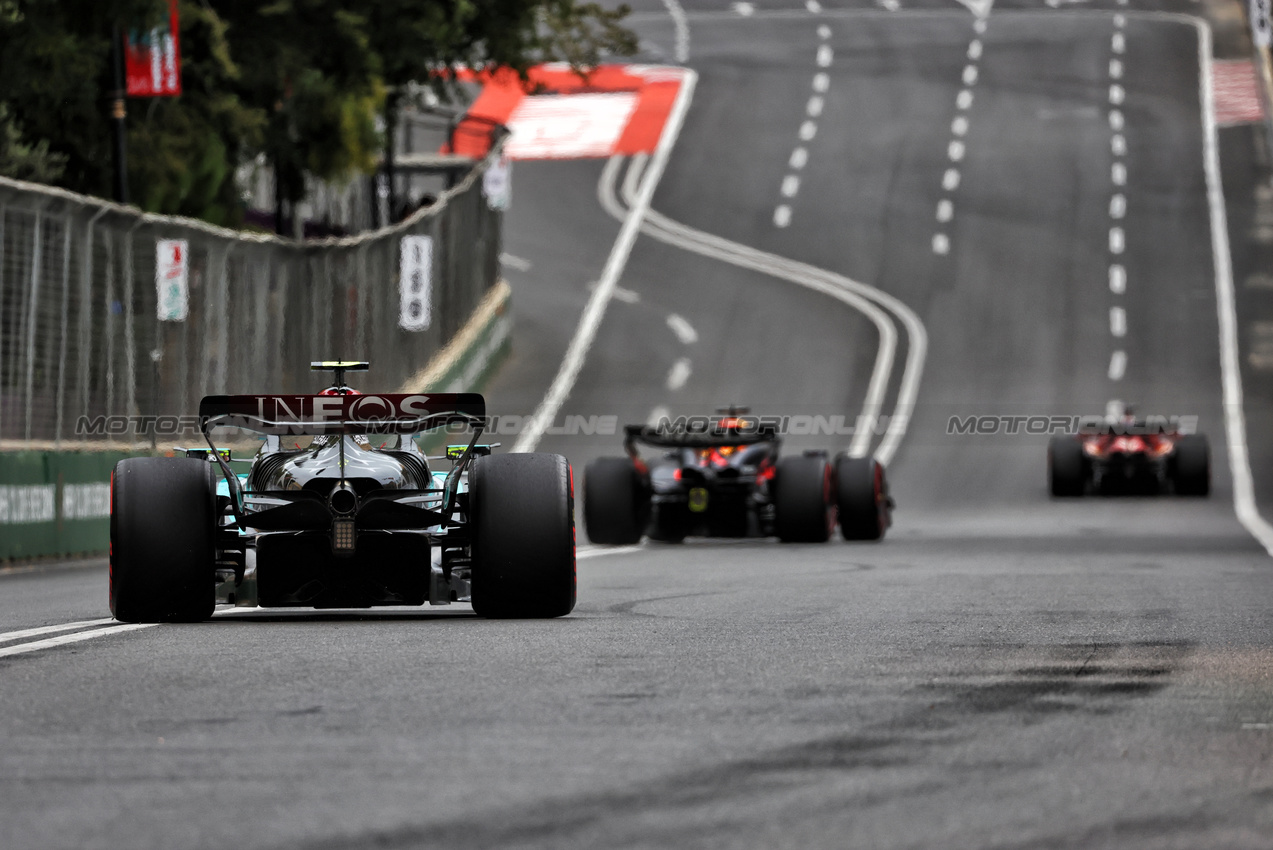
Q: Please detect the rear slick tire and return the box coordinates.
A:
[583,457,646,544]
[470,453,576,618]
[109,457,218,623]
[835,455,889,541]
[1048,436,1086,497]
[773,455,835,543]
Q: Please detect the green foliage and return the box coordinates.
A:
[0,102,67,182]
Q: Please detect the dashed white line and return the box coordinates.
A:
[968,40,983,60]
[951,115,969,136]
[1108,350,1127,380]
[1109,84,1125,105]
[807,95,825,117]
[936,199,954,222]
[1109,227,1125,253]
[589,280,641,303]
[974,18,987,34]
[666,313,699,345]
[781,175,801,197]
[817,24,832,39]
[1109,193,1126,219]
[962,65,979,85]
[1109,264,1126,293]
[1112,32,1126,53]
[1109,59,1124,79]
[806,0,822,11]
[817,44,834,67]
[813,72,830,92]
[948,140,966,161]
[789,147,809,169]
[774,205,793,227]
[1109,109,1124,131]
[942,168,961,191]
[1113,13,1126,27]
[877,0,901,10]
[1112,162,1127,186]
[932,233,951,255]
[1111,134,1127,156]
[1110,306,1127,337]
[732,2,755,15]
[666,357,692,391]
[957,89,974,110]
[799,120,817,141]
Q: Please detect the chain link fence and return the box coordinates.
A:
[0,140,506,448]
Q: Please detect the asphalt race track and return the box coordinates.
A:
[7,1,1273,847]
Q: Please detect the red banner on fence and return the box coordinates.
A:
[125,0,181,97]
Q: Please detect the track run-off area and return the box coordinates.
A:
[9,0,1273,847]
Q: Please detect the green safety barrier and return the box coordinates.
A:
[0,451,137,560]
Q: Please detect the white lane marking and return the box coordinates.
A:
[499,253,532,272]
[813,72,830,92]
[513,72,698,454]
[647,406,670,426]
[817,44,834,67]
[951,115,969,136]
[957,89,974,110]
[732,2,755,16]
[1112,161,1127,185]
[0,618,117,644]
[1109,84,1125,105]
[932,233,951,255]
[962,65,979,86]
[1111,134,1127,155]
[781,174,800,197]
[818,24,832,38]
[948,140,966,161]
[799,120,818,140]
[974,17,987,34]
[877,0,901,10]
[1110,306,1127,337]
[1194,19,1273,554]
[1112,32,1126,53]
[1106,399,1125,419]
[1109,227,1125,253]
[0,624,154,659]
[968,40,983,60]
[1108,350,1127,380]
[807,95,825,117]
[666,313,699,344]
[577,546,642,560]
[1109,109,1124,130]
[662,0,690,63]
[1110,59,1124,79]
[1109,264,1127,293]
[806,0,822,12]
[666,357,693,390]
[936,199,954,222]
[606,171,926,466]
[790,147,809,169]
[955,0,995,20]
[1114,13,1126,27]
[774,205,793,227]
[1110,193,1126,218]
[943,168,961,191]
[587,280,641,303]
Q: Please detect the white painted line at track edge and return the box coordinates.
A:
[0,618,117,644]
[661,0,690,63]
[513,70,698,454]
[0,624,154,659]
[1194,19,1273,556]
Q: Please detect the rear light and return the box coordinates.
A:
[331,518,356,554]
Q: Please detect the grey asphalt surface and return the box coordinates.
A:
[6,3,1273,848]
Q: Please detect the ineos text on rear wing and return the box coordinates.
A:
[198,393,486,436]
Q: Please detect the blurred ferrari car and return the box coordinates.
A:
[584,409,892,544]
[1048,414,1209,496]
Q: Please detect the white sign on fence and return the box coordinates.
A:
[1254,0,1272,47]
[399,235,433,331]
[155,239,189,321]
[483,154,512,211]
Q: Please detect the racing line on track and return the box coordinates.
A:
[774,24,834,229]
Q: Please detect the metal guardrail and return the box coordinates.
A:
[0,139,507,447]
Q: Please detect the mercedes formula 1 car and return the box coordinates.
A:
[109,362,575,623]
[1047,416,1210,496]
[584,410,892,544]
